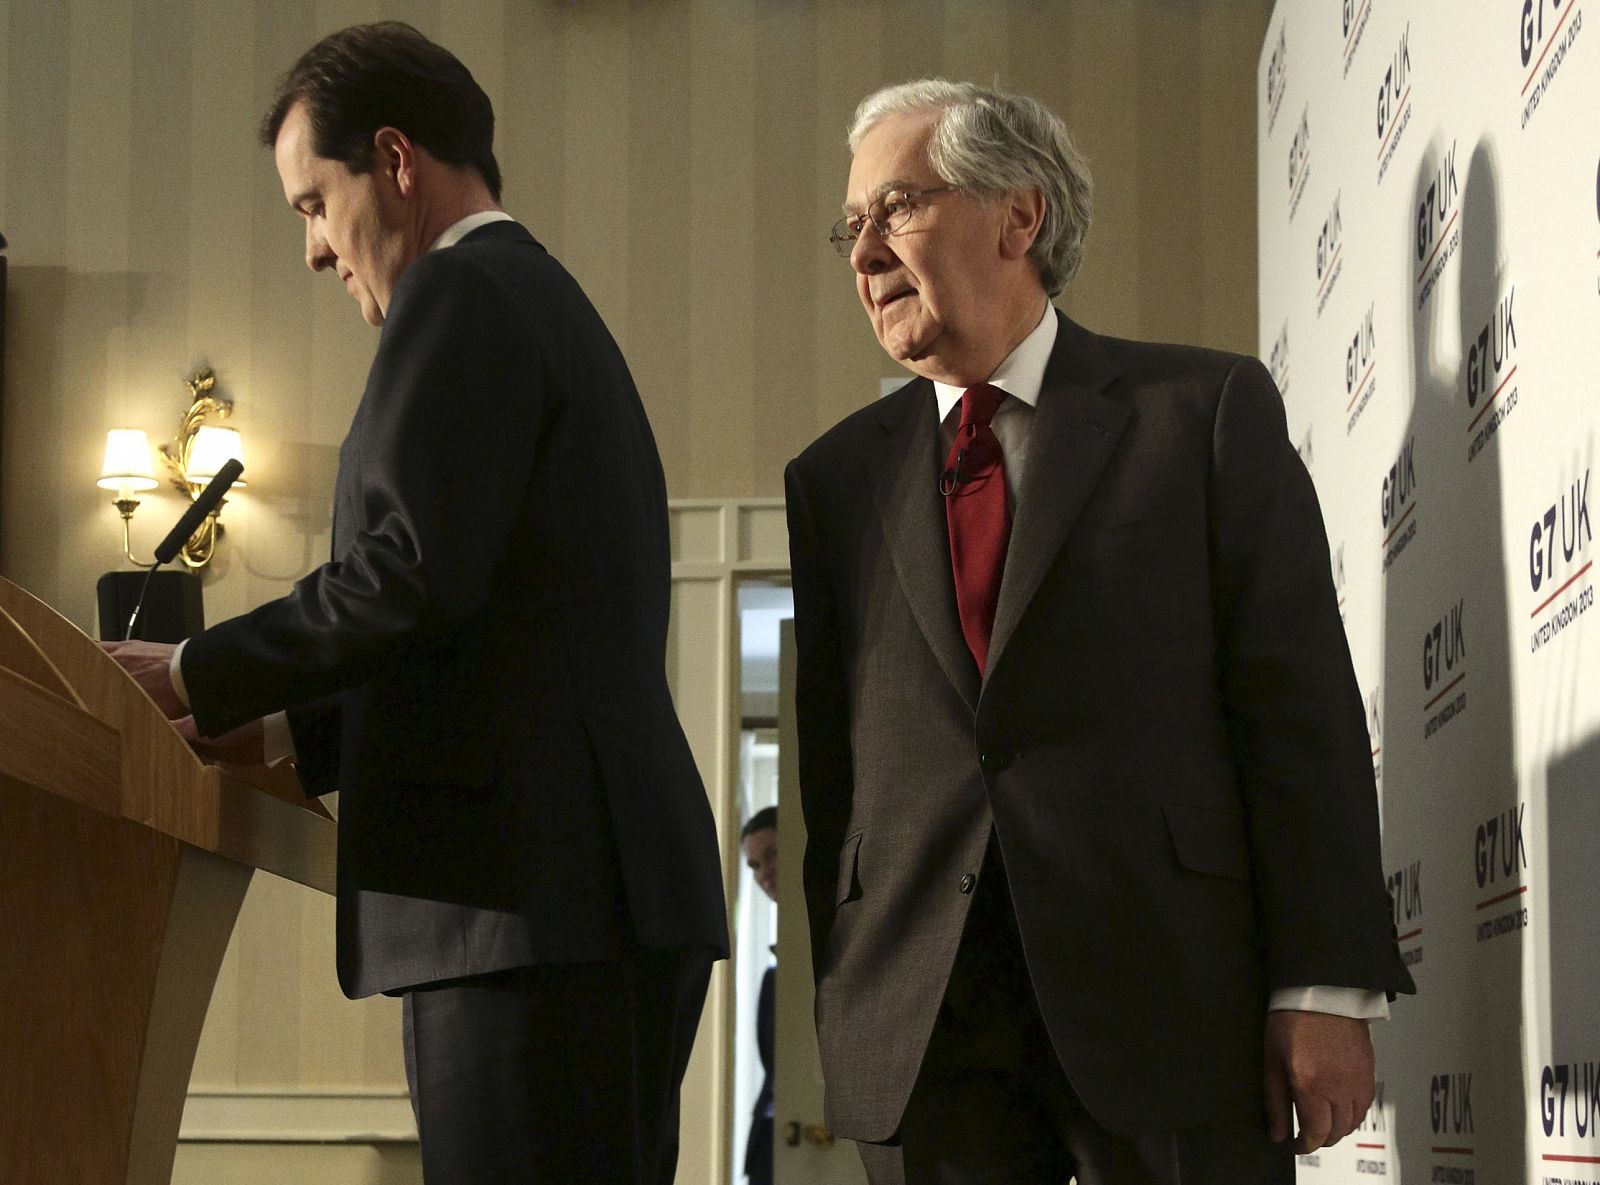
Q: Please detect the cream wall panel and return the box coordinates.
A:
[562,6,632,343]
[72,0,138,620]
[686,0,758,500]
[1196,0,1264,352]
[0,0,8,190]
[751,4,824,497]
[5,3,86,620]
[173,1141,420,1185]
[1134,4,1202,337]
[439,0,506,104]
[812,4,891,435]
[187,0,256,446]
[737,503,790,566]
[189,880,243,1085]
[181,1089,413,1141]
[880,0,944,78]
[626,1,695,492]
[943,0,1012,91]
[65,0,132,277]
[235,874,306,1085]
[126,0,191,463]
[500,3,566,253]
[1088,2,1158,338]
[1060,3,1145,336]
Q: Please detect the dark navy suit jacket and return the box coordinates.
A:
[185,221,727,998]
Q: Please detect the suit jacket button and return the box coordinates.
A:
[980,750,1014,773]
[959,873,977,894]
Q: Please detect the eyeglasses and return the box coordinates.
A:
[829,186,961,257]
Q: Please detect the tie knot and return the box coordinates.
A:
[959,384,1006,431]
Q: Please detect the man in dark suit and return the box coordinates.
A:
[786,80,1414,1184]
[105,23,726,1184]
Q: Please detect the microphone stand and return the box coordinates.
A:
[124,459,244,640]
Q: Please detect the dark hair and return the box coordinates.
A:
[261,21,502,202]
[741,807,778,841]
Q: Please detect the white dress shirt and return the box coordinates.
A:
[929,300,1387,1022]
[932,299,1057,508]
[170,210,516,767]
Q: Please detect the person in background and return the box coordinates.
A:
[741,805,779,1185]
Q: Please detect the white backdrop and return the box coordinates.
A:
[1258,2,1600,1182]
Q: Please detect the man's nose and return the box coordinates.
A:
[306,228,334,273]
[850,221,894,275]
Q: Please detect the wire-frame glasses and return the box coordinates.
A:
[829,186,961,257]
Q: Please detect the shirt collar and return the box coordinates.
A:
[933,302,1058,423]
[429,210,515,252]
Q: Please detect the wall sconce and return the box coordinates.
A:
[100,368,246,570]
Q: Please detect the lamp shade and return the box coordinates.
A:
[97,429,159,492]
[186,425,246,486]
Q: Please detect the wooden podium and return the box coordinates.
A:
[0,576,337,1184]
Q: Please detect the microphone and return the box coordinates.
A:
[939,448,972,497]
[154,458,243,564]
[123,459,244,640]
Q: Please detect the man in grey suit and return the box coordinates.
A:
[106,23,726,1184]
[785,80,1413,1184]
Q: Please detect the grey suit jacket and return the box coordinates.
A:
[184,222,728,997]
[785,311,1412,1140]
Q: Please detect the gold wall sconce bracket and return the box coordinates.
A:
[99,368,245,571]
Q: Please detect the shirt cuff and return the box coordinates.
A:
[169,639,190,709]
[261,712,297,768]
[1269,986,1390,1020]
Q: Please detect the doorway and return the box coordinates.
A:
[731,580,789,1184]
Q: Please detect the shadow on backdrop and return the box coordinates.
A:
[1379,136,1523,1180]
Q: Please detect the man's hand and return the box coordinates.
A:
[1264,1010,1376,1153]
[174,715,266,766]
[101,640,185,719]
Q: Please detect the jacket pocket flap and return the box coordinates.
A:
[835,832,864,906]
[1162,802,1251,883]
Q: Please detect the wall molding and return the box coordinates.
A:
[179,1089,416,1144]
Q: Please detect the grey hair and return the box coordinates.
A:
[848,79,1092,297]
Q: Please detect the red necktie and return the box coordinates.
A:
[943,384,1010,674]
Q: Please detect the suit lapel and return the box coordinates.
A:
[870,380,982,711]
[986,314,1130,678]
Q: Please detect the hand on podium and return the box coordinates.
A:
[174,714,266,766]
[102,639,185,719]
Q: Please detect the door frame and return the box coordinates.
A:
[666,497,790,1184]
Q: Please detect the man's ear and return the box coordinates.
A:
[372,126,417,196]
[998,188,1046,261]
